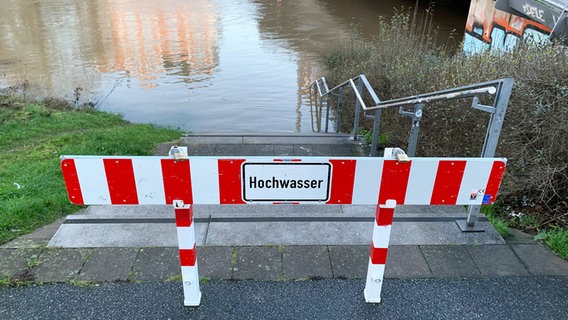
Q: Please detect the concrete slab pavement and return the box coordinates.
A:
[2,133,567,288]
[3,202,568,284]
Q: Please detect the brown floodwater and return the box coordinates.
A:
[0,0,468,132]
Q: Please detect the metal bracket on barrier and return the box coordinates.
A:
[169,146,189,160]
[384,147,409,162]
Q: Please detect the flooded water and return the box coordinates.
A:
[0,0,468,133]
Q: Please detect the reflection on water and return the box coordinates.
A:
[99,0,219,89]
[0,0,467,132]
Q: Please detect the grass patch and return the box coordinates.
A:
[69,279,99,287]
[167,274,183,282]
[481,205,510,238]
[0,96,182,245]
[535,229,568,260]
[0,278,12,287]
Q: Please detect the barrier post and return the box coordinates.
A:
[173,200,201,306]
[364,199,396,303]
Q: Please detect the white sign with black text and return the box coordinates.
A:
[242,162,331,202]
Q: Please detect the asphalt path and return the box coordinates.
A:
[1,277,567,320]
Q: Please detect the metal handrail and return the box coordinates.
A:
[309,75,513,157]
[309,74,380,139]
[368,86,496,110]
[309,74,514,233]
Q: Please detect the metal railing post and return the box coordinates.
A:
[325,94,331,133]
[352,79,364,141]
[481,78,514,158]
[398,103,423,157]
[370,108,382,157]
[407,104,423,157]
[458,78,514,232]
[336,87,344,133]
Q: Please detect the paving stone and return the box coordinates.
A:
[184,144,200,156]
[506,229,536,244]
[328,245,369,279]
[293,144,314,156]
[197,246,232,279]
[31,248,91,282]
[1,238,48,249]
[0,248,43,279]
[466,245,530,276]
[384,245,432,278]
[273,145,294,156]
[310,144,332,156]
[351,144,370,157]
[196,144,216,155]
[130,247,181,281]
[233,246,282,280]
[254,144,274,156]
[214,144,236,156]
[282,246,332,280]
[78,248,138,282]
[421,245,481,277]
[19,218,65,240]
[331,144,355,156]
[233,144,256,156]
[511,244,568,276]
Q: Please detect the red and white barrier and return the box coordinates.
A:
[173,200,201,306]
[365,199,396,303]
[60,154,506,306]
[61,156,505,206]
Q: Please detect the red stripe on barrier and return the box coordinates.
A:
[430,160,466,205]
[161,159,193,205]
[370,245,388,265]
[483,160,506,204]
[103,159,139,205]
[376,206,395,226]
[179,245,197,267]
[60,159,84,205]
[218,159,246,204]
[326,160,356,204]
[175,206,193,227]
[379,160,411,205]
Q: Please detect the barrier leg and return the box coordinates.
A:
[173,200,202,306]
[364,199,396,303]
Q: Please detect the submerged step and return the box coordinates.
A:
[180,133,361,145]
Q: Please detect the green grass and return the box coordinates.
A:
[535,229,568,260]
[481,205,510,239]
[0,96,182,244]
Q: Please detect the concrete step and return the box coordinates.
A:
[47,205,504,248]
[180,132,360,145]
[51,133,504,249]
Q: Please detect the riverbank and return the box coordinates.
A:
[0,95,182,244]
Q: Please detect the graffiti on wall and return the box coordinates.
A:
[463,0,552,53]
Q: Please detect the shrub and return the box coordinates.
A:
[321,12,568,228]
